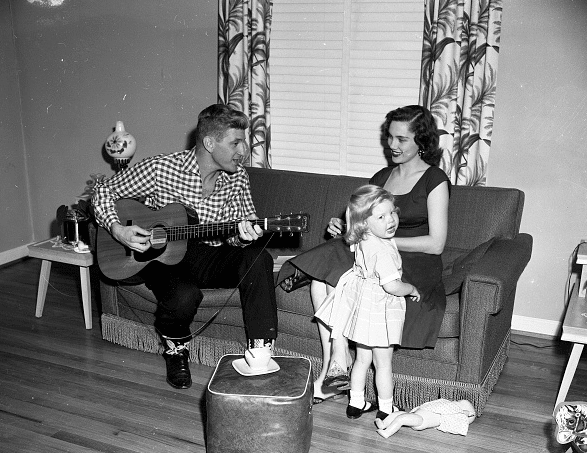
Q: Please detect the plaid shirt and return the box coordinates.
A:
[92,149,256,247]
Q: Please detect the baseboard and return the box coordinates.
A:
[511,314,561,339]
[0,245,29,267]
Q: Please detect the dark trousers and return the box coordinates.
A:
[139,240,278,342]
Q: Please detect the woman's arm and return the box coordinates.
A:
[394,181,449,255]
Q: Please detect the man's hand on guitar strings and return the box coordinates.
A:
[111,222,152,253]
[237,216,263,243]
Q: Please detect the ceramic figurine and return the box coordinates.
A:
[105,121,136,171]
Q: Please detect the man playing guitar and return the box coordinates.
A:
[92,104,278,389]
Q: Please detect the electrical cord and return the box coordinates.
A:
[113,231,276,345]
[511,242,584,350]
[564,242,582,310]
[510,338,556,349]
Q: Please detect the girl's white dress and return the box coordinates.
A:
[315,235,406,347]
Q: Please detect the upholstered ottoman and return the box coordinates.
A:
[206,354,313,453]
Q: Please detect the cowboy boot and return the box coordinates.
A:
[247,338,275,351]
[162,338,191,389]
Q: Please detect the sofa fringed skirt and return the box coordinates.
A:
[206,355,313,453]
[364,333,510,415]
[101,313,246,366]
[101,313,509,416]
[101,312,324,374]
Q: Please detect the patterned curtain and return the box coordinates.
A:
[419,0,502,186]
[218,0,273,168]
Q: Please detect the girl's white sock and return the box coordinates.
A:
[349,390,371,410]
[378,397,395,415]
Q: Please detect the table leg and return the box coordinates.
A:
[556,343,584,407]
[80,266,92,329]
[579,265,587,298]
[35,260,52,318]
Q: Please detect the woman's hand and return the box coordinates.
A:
[327,217,345,237]
[409,285,421,302]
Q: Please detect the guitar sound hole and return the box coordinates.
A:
[150,227,168,248]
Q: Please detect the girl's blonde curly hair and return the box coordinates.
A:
[344,184,396,245]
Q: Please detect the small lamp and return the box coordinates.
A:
[105,121,137,172]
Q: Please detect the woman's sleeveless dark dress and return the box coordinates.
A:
[276,166,450,349]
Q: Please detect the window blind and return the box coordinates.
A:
[270,0,424,176]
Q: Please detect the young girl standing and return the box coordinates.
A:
[315,185,420,420]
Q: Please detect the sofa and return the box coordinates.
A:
[96,166,533,415]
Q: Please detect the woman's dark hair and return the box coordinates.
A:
[195,104,249,145]
[383,105,442,166]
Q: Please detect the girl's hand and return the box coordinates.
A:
[410,286,421,302]
[327,217,345,237]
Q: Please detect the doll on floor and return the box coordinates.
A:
[375,398,476,438]
[553,401,587,451]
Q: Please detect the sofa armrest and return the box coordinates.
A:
[99,279,120,316]
[463,233,533,314]
[457,233,533,383]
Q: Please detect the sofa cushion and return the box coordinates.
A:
[395,337,460,380]
[247,167,334,255]
[443,238,496,295]
[276,285,315,316]
[446,186,524,250]
[322,175,369,222]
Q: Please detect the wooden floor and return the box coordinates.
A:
[0,257,585,453]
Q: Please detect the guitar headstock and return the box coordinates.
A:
[266,213,309,233]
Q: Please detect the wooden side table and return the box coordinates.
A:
[556,242,587,407]
[27,237,94,329]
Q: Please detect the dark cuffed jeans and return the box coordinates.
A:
[139,240,278,342]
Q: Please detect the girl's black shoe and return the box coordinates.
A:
[346,402,377,419]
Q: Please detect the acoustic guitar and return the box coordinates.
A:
[96,199,309,280]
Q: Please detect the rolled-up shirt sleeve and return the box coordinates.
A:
[91,183,121,231]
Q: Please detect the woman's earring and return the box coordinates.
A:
[418,149,424,157]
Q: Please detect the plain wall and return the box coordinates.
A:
[0,0,32,255]
[491,0,587,334]
[3,0,217,254]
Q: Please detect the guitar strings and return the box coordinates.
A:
[114,231,276,345]
[161,215,304,239]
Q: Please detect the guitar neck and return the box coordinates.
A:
[163,218,267,242]
[97,201,309,281]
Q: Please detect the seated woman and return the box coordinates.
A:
[277,105,451,403]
